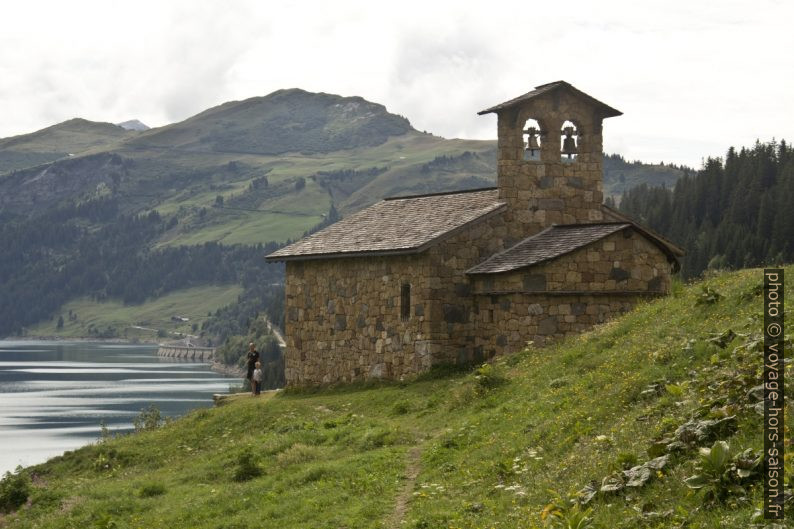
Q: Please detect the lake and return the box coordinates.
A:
[0,340,240,475]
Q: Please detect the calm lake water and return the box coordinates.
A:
[0,340,239,475]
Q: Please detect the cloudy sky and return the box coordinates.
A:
[1,0,791,167]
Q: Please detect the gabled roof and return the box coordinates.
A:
[266,188,505,261]
[478,81,622,117]
[466,223,632,275]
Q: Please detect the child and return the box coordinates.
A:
[252,361,262,396]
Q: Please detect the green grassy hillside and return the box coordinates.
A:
[2,266,789,528]
[26,285,243,341]
[0,118,134,173]
[126,89,413,155]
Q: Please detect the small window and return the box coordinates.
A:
[400,283,411,321]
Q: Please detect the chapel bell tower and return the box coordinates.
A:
[478,81,622,238]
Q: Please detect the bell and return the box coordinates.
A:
[527,135,540,151]
[561,126,578,158]
[524,126,541,159]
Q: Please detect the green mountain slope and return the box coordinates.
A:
[0,90,499,245]
[0,118,134,173]
[603,153,689,200]
[2,266,788,528]
[25,284,243,341]
[126,89,413,155]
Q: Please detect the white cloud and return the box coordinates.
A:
[0,0,792,167]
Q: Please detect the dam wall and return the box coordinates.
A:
[157,345,215,362]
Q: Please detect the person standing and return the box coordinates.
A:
[252,361,262,396]
[245,342,259,389]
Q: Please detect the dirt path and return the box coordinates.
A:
[386,444,423,528]
[262,316,286,348]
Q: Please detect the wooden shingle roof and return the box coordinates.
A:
[465,223,633,275]
[266,188,505,261]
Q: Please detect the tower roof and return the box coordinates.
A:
[478,81,622,117]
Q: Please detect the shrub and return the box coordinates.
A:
[138,483,166,498]
[494,458,514,480]
[541,492,594,529]
[92,447,129,473]
[276,444,321,466]
[616,452,638,470]
[0,469,31,513]
[474,363,507,393]
[695,285,722,305]
[359,428,398,450]
[133,405,162,432]
[233,448,262,482]
[391,400,412,415]
[99,420,111,442]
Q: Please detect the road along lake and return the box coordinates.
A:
[0,340,240,474]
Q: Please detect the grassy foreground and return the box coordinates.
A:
[1,267,791,529]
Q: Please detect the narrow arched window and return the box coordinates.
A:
[401,283,411,321]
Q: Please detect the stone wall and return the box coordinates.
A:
[471,293,639,354]
[284,255,436,385]
[467,228,672,356]
[471,228,672,294]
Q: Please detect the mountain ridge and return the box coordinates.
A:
[116,119,150,131]
[123,88,414,155]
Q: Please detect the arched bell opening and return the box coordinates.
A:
[521,118,543,161]
[560,120,579,163]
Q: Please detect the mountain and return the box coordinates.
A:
[603,153,690,200]
[0,118,134,174]
[0,90,497,245]
[0,90,686,240]
[116,119,150,131]
[1,266,783,527]
[126,89,413,155]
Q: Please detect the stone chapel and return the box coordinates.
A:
[267,81,685,386]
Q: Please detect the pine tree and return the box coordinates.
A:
[618,139,793,278]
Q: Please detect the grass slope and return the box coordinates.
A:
[26,285,243,341]
[3,266,789,529]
